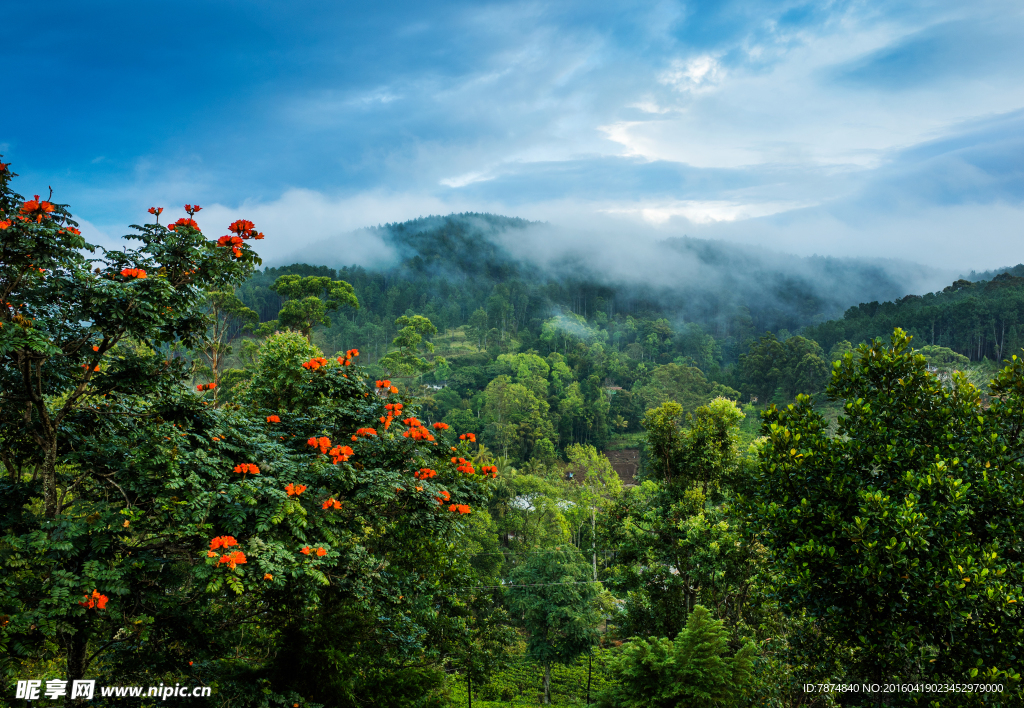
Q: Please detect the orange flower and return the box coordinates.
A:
[196,382,216,391]
[264,573,273,580]
[301,357,329,370]
[355,428,377,436]
[432,422,449,430]
[267,414,281,423]
[92,345,100,351]
[459,433,476,443]
[120,268,147,279]
[285,483,307,496]
[148,207,164,216]
[184,204,202,214]
[167,217,200,232]
[389,386,398,394]
[210,536,239,551]
[375,379,392,389]
[307,436,332,453]
[228,219,255,236]
[414,468,437,480]
[346,349,360,358]
[0,220,10,230]
[233,463,260,475]
[79,589,109,610]
[19,195,55,222]
[328,445,354,464]
[316,547,327,557]
[300,546,311,555]
[218,550,247,569]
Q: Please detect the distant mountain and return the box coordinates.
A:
[964,263,1024,281]
[275,212,953,336]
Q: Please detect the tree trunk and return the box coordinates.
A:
[467,674,472,708]
[587,653,593,705]
[543,662,551,705]
[592,507,597,581]
[66,625,89,706]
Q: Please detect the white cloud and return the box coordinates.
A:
[659,55,724,92]
[600,199,811,225]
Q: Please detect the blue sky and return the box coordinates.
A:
[3,0,1023,271]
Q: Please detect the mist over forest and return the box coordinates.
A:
[280,212,952,337]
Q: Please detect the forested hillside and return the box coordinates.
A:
[807,272,1024,361]
[228,213,965,459]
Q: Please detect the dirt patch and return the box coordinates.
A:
[604,449,639,487]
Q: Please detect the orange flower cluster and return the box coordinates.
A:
[228,219,263,239]
[337,348,359,366]
[322,498,342,510]
[402,419,435,442]
[216,235,244,258]
[120,268,147,279]
[20,195,55,222]
[148,207,164,216]
[414,468,437,480]
[449,504,471,514]
[479,465,499,478]
[351,427,377,441]
[184,204,203,215]
[59,227,81,236]
[307,436,332,453]
[79,589,109,610]
[209,536,238,551]
[432,422,450,430]
[233,463,260,475]
[380,402,403,430]
[285,483,307,496]
[328,445,353,464]
[168,217,201,233]
[301,546,311,555]
[0,220,10,230]
[301,357,329,370]
[451,457,476,475]
[197,382,216,391]
[218,550,247,569]
[459,433,476,443]
[375,379,392,389]
[434,490,451,505]
[81,364,100,372]
[267,414,281,423]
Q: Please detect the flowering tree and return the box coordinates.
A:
[0,160,499,705]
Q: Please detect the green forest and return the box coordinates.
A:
[3,164,1024,707]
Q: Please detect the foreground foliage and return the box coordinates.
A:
[742,329,1024,703]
